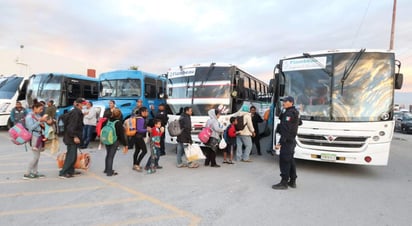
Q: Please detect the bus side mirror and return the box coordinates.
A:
[395,73,403,89]
[269,78,276,93]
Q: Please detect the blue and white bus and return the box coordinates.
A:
[93,70,167,120]
[166,63,271,144]
[26,73,99,118]
[0,74,30,128]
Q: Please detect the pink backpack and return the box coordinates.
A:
[198,126,212,144]
[9,123,32,145]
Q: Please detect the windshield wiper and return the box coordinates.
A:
[302,53,332,77]
[38,73,53,97]
[199,62,216,88]
[340,48,365,93]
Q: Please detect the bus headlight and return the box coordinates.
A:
[372,136,380,141]
[379,131,385,136]
[381,113,390,121]
[0,103,11,112]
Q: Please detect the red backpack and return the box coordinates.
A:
[96,117,108,137]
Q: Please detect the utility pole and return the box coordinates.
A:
[15,45,28,76]
[389,0,397,50]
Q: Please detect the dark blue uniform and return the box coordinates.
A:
[278,106,300,183]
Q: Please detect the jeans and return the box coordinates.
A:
[27,149,41,175]
[176,143,187,165]
[60,144,77,176]
[145,146,161,169]
[236,135,252,161]
[81,125,95,148]
[104,141,118,176]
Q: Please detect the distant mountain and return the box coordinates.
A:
[394,92,412,110]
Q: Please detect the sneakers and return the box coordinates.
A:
[59,174,73,179]
[133,165,142,172]
[146,168,156,174]
[35,173,46,178]
[22,173,38,180]
[155,165,163,169]
[177,163,187,168]
[241,159,253,162]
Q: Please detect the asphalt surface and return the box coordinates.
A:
[1,130,411,226]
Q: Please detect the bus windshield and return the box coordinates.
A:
[167,66,232,115]
[100,79,141,97]
[27,75,62,107]
[0,77,24,99]
[283,52,393,122]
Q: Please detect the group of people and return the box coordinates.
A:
[17,95,301,190]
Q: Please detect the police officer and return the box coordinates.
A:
[272,96,301,190]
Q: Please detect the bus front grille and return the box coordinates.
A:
[297,134,368,148]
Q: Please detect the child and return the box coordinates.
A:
[223,117,237,164]
[44,115,59,154]
[145,119,164,174]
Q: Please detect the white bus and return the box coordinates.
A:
[166,63,271,144]
[269,49,403,165]
[0,75,29,128]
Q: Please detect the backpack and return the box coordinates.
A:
[100,120,119,145]
[9,123,32,145]
[198,126,212,144]
[223,124,236,145]
[168,119,183,137]
[96,117,108,137]
[235,115,246,131]
[123,116,138,137]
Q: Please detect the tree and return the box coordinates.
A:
[129,66,139,70]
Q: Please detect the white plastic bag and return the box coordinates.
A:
[184,144,206,162]
[218,138,227,149]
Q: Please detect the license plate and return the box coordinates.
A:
[321,153,337,161]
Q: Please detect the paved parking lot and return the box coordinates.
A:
[1,130,412,226]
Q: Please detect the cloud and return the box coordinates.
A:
[0,0,411,91]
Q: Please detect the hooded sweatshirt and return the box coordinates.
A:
[206,109,225,139]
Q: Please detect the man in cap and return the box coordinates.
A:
[272,96,301,190]
[59,97,86,178]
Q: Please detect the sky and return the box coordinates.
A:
[1,0,412,92]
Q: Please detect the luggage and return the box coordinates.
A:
[57,151,91,170]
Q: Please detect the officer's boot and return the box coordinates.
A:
[272,179,288,190]
[288,178,297,188]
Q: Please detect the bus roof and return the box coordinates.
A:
[99,70,163,80]
[33,73,98,81]
[168,63,268,85]
[281,49,395,60]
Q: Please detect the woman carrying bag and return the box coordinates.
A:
[204,108,225,167]
[23,102,48,179]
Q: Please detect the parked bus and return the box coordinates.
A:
[26,73,99,118]
[93,70,167,120]
[269,49,403,165]
[0,75,30,128]
[166,63,271,144]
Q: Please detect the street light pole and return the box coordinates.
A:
[389,0,397,50]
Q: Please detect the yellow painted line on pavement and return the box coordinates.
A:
[88,173,202,226]
[0,186,103,198]
[0,177,65,184]
[0,197,143,216]
[0,161,56,166]
[0,152,27,159]
[96,214,184,226]
[0,168,59,174]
